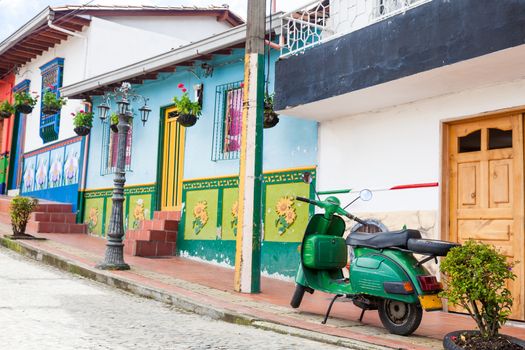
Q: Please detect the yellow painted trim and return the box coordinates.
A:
[182,166,317,183]
[83,183,156,192]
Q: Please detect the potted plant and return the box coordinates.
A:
[264,93,279,128]
[72,110,94,136]
[0,100,14,119]
[173,83,201,127]
[14,91,38,114]
[441,240,525,349]
[110,113,119,133]
[42,90,66,115]
[9,196,38,238]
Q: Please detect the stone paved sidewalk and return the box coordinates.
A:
[0,223,524,350]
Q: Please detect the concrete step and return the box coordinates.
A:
[26,221,87,234]
[153,211,181,221]
[139,219,179,231]
[123,239,176,257]
[126,229,177,243]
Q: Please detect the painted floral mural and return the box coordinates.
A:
[231,200,238,236]
[192,200,208,235]
[275,196,297,235]
[132,198,147,229]
[64,150,79,185]
[88,207,99,234]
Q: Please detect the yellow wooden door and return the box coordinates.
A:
[161,107,185,211]
[449,114,524,320]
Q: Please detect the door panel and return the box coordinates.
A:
[161,107,185,211]
[448,114,524,320]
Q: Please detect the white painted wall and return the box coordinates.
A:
[318,78,525,217]
[101,16,233,44]
[14,14,232,153]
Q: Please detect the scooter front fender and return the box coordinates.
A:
[294,263,307,287]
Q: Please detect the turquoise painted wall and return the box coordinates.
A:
[85,49,318,190]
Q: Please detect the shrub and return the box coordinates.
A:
[72,110,94,128]
[9,196,38,236]
[440,240,516,338]
[110,112,119,125]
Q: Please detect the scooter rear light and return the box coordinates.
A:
[417,275,441,292]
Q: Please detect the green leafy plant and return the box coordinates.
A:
[14,91,38,108]
[110,112,119,125]
[173,83,202,116]
[263,93,279,128]
[9,196,38,236]
[72,110,94,128]
[0,100,14,116]
[440,240,517,339]
[42,90,67,111]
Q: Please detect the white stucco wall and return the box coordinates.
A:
[101,16,233,44]
[318,77,525,218]
[15,14,230,153]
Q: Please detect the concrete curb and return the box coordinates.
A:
[0,236,395,350]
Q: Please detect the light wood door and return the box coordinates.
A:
[161,107,185,211]
[448,114,524,320]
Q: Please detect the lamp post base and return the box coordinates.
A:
[95,262,130,271]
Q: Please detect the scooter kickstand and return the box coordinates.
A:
[322,294,343,324]
[358,309,366,322]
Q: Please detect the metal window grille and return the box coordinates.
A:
[100,121,133,175]
[212,81,244,161]
[39,58,64,143]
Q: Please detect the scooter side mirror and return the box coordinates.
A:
[359,189,373,201]
[302,172,313,184]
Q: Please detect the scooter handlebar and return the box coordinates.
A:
[296,196,315,205]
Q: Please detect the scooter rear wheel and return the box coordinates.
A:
[378,299,422,336]
[290,284,306,308]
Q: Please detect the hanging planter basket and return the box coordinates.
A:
[264,110,280,128]
[110,124,119,133]
[74,126,91,136]
[16,104,33,114]
[42,106,60,115]
[177,114,198,127]
[0,111,12,119]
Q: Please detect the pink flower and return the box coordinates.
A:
[177,83,184,89]
[182,88,187,93]
[79,110,84,113]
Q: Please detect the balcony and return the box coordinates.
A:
[275,0,525,120]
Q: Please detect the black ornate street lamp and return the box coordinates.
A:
[95,82,150,270]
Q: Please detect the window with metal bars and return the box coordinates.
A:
[100,121,133,175]
[212,81,244,161]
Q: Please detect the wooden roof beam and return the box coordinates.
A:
[213,49,233,55]
[3,55,28,64]
[39,30,69,41]
[30,36,61,45]
[20,40,50,51]
[12,47,42,55]
[156,66,177,73]
[176,61,194,67]
[198,54,213,61]
[56,15,91,27]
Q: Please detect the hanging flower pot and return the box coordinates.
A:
[173,83,202,128]
[72,110,94,137]
[14,91,38,115]
[73,126,91,136]
[110,113,119,133]
[0,100,14,119]
[41,90,66,116]
[177,114,198,127]
[263,94,279,128]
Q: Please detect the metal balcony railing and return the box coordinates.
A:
[280,0,431,58]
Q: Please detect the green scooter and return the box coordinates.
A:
[291,172,458,336]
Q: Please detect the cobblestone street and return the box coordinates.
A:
[0,247,339,350]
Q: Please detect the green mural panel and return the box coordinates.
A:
[104,199,113,236]
[83,197,104,237]
[221,187,238,241]
[184,189,219,240]
[261,241,301,277]
[264,182,310,243]
[127,194,152,230]
[178,240,236,267]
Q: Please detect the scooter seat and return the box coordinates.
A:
[346,229,422,249]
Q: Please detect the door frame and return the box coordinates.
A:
[7,111,25,191]
[440,106,525,317]
[155,103,186,212]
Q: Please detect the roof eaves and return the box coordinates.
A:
[60,14,281,98]
[0,7,52,56]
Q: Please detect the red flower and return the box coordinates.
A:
[240,82,245,88]
[182,88,187,93]
[177,83,184,89]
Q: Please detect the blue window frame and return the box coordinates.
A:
[39,58,64,143]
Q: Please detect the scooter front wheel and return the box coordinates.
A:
[290,284,306,308]
[378,299,422,336]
